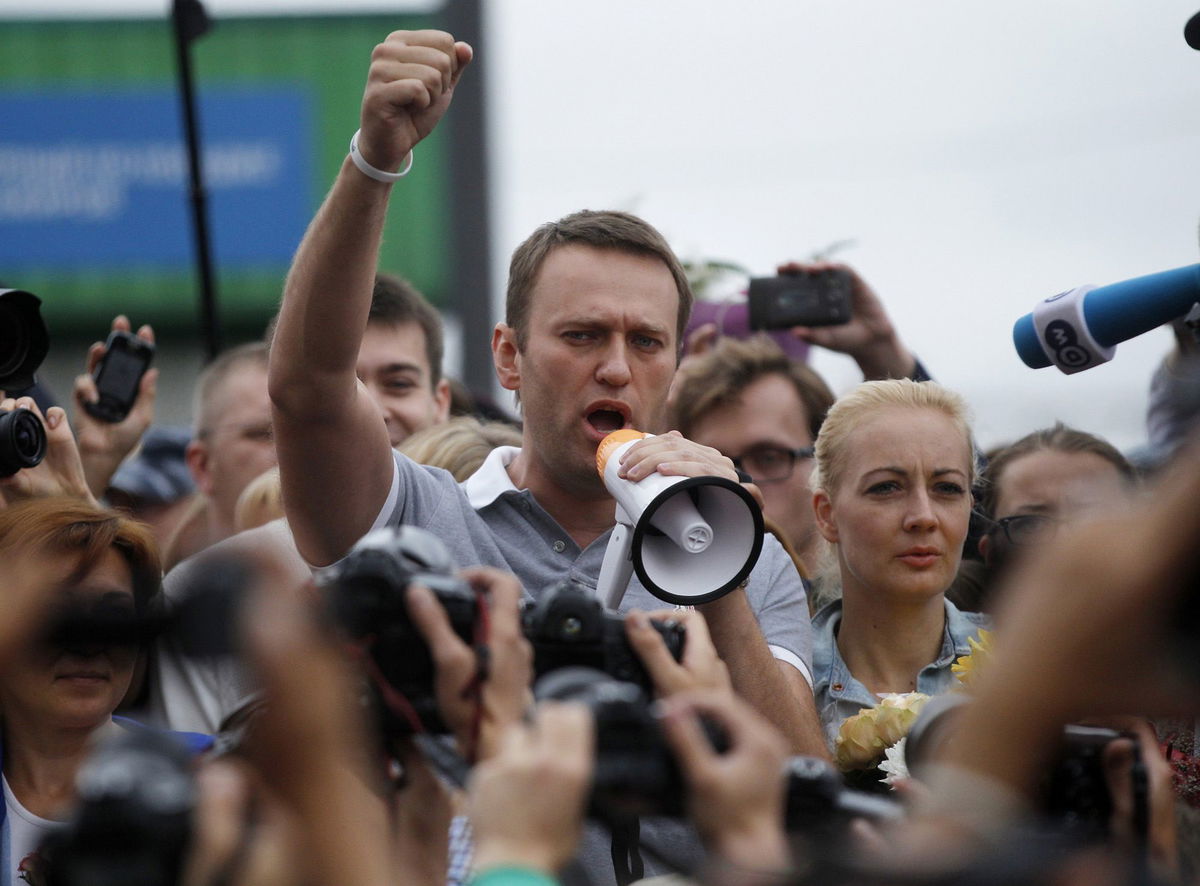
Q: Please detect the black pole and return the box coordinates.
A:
[444,0,493,396]
[171,0,221,362]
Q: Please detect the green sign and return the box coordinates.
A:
[0,13,454,335]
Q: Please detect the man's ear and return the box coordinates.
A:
[977,531,992,566]
[813,489,839,544]
[492,324,521,392]
[184,440,213,496]
[433,378,452,423]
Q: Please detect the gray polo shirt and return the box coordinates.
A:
[372,445,813,885]
[371,446,814,682]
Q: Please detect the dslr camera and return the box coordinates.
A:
[319,526,687,739]
[41,727,196,886]
[536,667,701,818]
[319,525,478,736]
[523,580,685,691]
[0,288,50,477]
[906,694,1137,840]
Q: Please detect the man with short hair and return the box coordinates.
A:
[671,264,929,579]
[357,272,451,446]
[670,336,834,573]
[268,30,826,762]
[180,342,275,562]
[147,275,451,733]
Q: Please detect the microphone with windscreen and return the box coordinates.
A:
[1012,264,1200,374]
[593,429,764,608]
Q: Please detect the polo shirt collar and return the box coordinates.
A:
[463,445,523,509]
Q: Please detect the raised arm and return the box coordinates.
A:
[73,315,157,498]
[776,261,918,381]
[269,31,472,565]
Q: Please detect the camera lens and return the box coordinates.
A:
[0,302,29,379]
[0,408,47,477]
[0,290,49,392]
[15,419,38,455]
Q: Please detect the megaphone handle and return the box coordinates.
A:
[597,521,634,609]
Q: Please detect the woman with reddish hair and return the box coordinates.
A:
[0,497,206,883]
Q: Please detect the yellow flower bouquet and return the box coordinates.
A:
[835,691,930,772]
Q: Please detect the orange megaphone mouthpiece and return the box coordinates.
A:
[595,429,647,477]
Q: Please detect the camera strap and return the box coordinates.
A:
[458,587,493,765]
[1129,738,1149,851]
[348,639,427,736]
[609,816,644,886]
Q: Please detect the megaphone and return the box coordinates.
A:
[594,430,764,608]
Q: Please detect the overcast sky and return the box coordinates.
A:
[484,1,1200,450]
[9,0,1200,449]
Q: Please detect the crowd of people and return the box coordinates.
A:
[0,25,1199,886]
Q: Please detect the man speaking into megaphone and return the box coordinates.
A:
[595,428,765,609]
[267,29,828,783]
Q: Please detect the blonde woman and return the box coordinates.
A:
[808,379,988,746]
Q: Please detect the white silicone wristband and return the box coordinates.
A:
[348,129,413,182]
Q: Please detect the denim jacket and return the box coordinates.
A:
[811,598,990,750]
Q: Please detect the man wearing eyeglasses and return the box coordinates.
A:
[670,336,834,574]
[667,307,926,576]
[670,294,926,576]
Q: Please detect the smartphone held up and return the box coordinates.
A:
[83,331,155,424]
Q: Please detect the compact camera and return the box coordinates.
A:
[748,269,853,330]
[84,330,156,424]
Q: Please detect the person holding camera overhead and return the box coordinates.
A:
[807,379,989,746]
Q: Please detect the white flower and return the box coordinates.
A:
[878,737,909,788]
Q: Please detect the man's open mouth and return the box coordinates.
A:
[586,409,627,434]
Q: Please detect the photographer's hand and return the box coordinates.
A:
[625,608,731,698]
[244,564,393,886]
[777,261,916,380]
[181,760,302,886]
[73,315,157,498]
[389,740,457,886]
[468,702,593,876]
[406,566,533,761]
[660,690,791,872]
[0,396,97,506]
[1101,719,1180,882]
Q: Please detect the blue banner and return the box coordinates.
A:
[0,89,313,267]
